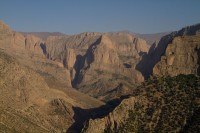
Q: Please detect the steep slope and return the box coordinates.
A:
[153,34,200,76]
[0,19,106,133]
[75,34,145,99]
[0,50,104,132]
[0,20,72,89]
[44,32,149,100]
[82,75,200,133]
[1,20,150,101]
[136,23,200,79]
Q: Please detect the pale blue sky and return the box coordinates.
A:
[0,0,200,34]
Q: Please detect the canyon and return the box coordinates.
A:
[0,20,200,132]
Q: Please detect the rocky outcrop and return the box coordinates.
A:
[0,20,14,48]
[0,21,45,56]
[153,34,200,76]
[83,75,200,133]
[25,34,44,55]
[0,20,72,89]
[0,20,165,101]
[0,20,149,100]
[44,31,149,100]
[73,34,147,99]
[82,96,148,133]
[84,35,120,71]
[136,23,200,79]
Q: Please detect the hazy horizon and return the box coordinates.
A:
[1,0,200,34]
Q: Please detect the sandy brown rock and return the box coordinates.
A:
[0,20,72,89]
[44,31,149,100]
[74,34,147,99]
[25,34,44,55]
[0,50,104,133]
[0,20,148,100]
[136,23,200,79]
[153,34,200,76]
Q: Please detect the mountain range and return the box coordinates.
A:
[0,20,200,132]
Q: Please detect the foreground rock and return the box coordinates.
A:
[0,50,104,132]
[82,75,200,132]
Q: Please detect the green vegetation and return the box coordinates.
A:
[109,74,200,132]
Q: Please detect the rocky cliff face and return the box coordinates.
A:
[1,20,200,132]
[0,21,45,56]
[75,34,146,99]
[153,34,200,76]
[136,23,200,79]
[0,20,72,89]
[0,20,150,100]
[82,23,200,132]
[25,34,45,55]
[44,31,149,100]
[0,20,14,48]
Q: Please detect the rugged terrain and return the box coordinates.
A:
[0,20,105,132]
[44,30,149,100]
[82,23,200,132]
[1,19,200,133]
[1,20,150,100]
[136,23,200,79]
[153,34,200,76]
[0,50,104,132]
[83,75,200,132]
